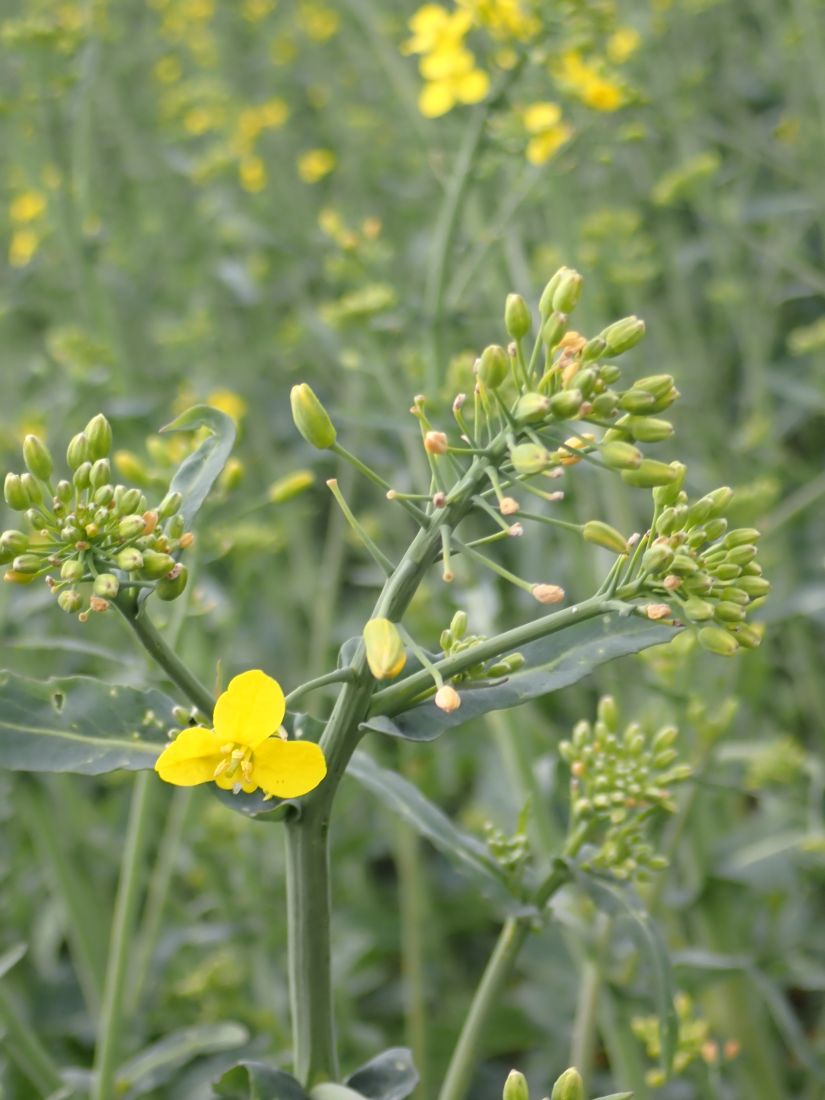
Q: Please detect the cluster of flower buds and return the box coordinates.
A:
[633,992,739,1087]
[484,818,530,882]
[439,610,525,683]
[559,696,691,881]
[504,1066,602,1100]
[630,475,769,655]
[1,415,193,619]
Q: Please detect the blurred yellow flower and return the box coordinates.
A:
[243,0,277,19]
[556,51,625,112]
[458,0,539,41]
[298,148,336,183]
[154,669,327,799]
[239,156,267,191]
[9,230,39,267]
[298,1,340,41]
[522,101,572,164]
[10,191,46,223]
[404,5,489,118]
[208,389,248,423]
[154,55,182,83]
[607,26,641,64]
[403,4,472,54]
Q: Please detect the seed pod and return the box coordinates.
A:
[548,389,583,419]
[85,413,113,460]
[582,520,629,555]
[156,564,188,600]
[363,618,407,680]
[550,1067,585,1100]
[552,268,583,313]
[601,316,645,356]
[601,440,643,470]
[23,435,53,480]
[61,559,85,582]
[93,573,120,599]
[621,460,680,488]
[58,589,83,613]
[66,432,89,470]
[514,393,550,423]
[503,1070,529,1100]
[141,549,176,578]
[117,548,144,571]
[697,626,739,656]
[504,294,531,341]
[510,443,550,475]
[290,383,337,450]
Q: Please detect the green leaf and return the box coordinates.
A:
[214,1061,309,1100]
[310,1086,367,1100]
[0,943,26,979]
[0,671,174,774]
[365,615,677,741]
[347,750,512,897]
[573,869,678,1079]
[118,1023,248,1099]
[344,1048,419,1100]
[161,404,237,527]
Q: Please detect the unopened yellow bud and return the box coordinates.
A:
[531,584,565,605]
[621,460,680,488]
[601,316,645,356]
[582,520,629,555]
[550,1068,584,1100]
[504,295,531,341]
[510,443,550,475]
[552,268,583,313]
[477,344,510,389]
[434,684,461,713]
[363,618,407,680]
[601,440,643,470]
[85,414,113,460]
[290,383,337,449]
[514,393,550,423]
[503,1069,529,1100]
[268,470,315,503]
[23,435,53,480]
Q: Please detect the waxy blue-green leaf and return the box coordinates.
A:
[214,1061,309,1100]
[119,1023,248,1099]
[0,671,174,774]
[161,404,237,527]
[344,1047,419,1100]
[364,615,677,741]
[347,751,512,897]
[0,943,26,979]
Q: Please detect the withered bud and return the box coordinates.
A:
[435,685,461,713]
[500,497,519,516]
[531,584,565,605]
[424,431,448,456]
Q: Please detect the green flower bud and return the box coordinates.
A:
[598,695,618,730]
[93,484,114,506]
[599,363,622,384]
[0,530,29,561]
[733,623,764,650]
[621,460,680,488]
[581,336,607,361]
[727,544,757,566]
[510,443,550,475]
[719,586,749,606]
[156,563,188,600]
[290,383,337,450]
[158,490,183,519]
[552,268,583,313]
[55,480,73,504]
[66,432,89,470]
[538,267,567,318]
[697,626,739,656]
[617,415,674,443]
[117,488,143,515]
[73,462,92,491]
[724,527,760,548]
[364,617,407,680]
[4,473,30,510]
[549,389,583,419]
[705,486,734,516]
[141,549,176,578]
[118,514,146,539]
[642,542,674,573]
[504,294,531,340]
[514,392,551,423]
[92,573,118,599]
[117,547,144,571]
[58,589,83,613]
[712,563,742,581]
[715,600,746,623]
[589,391,619,417]
[601,316,645,356]
[23,435,53,480]
[89,458,111,490]
[60,559,85,582]
[736,575,770,597]
[12,553,42,574]
[167,514,185,538]
[450,610,468,639]
[85,413,113,460]
[503,1069,529,1100]
[704,517,728,541]
[633,373,674,399]
[670,553,699,574]
[478,344,510,390]
[617,389,657,414]
[268,470,315,503]
[20,473,42,505]
[541,311,568,349]
[683,597,714,621]
[550,1067,584,1100]
[601,440,643,470]
[582,520,629,555]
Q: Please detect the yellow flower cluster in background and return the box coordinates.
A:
[521,102,572,165]
[7,189,48,268]
[555,50,626,112]
[402,5,490,118]
[458,0,539,41]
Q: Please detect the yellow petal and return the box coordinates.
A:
[419,80,456,118]
[456,68,490,105]
[154,727,223,786]
[213,669,286,748]
[214,770,258,793]
[251,737,327,799]
[523,101,562,134]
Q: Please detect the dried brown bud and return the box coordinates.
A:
[532,584,566,605]
[500,497,519,516]
[644,603,672,620]
[435,684,461,712]
[424,431,448,456]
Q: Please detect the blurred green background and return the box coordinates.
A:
[2,0,825,1097]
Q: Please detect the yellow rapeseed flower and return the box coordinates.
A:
[298,148,336,183]
[10,191,46,223]
[243,0,277,19]
[607,26,641,64]
[154,55,182,83]
[556,51,625,112]
[298,1,340,41]
[154,670,327,798]
[522,101,573,165]
[9,230,39,267]
[239,155,267,192]
[403,4,473,55]
[208,389,248,423]
[458,0,540,41]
